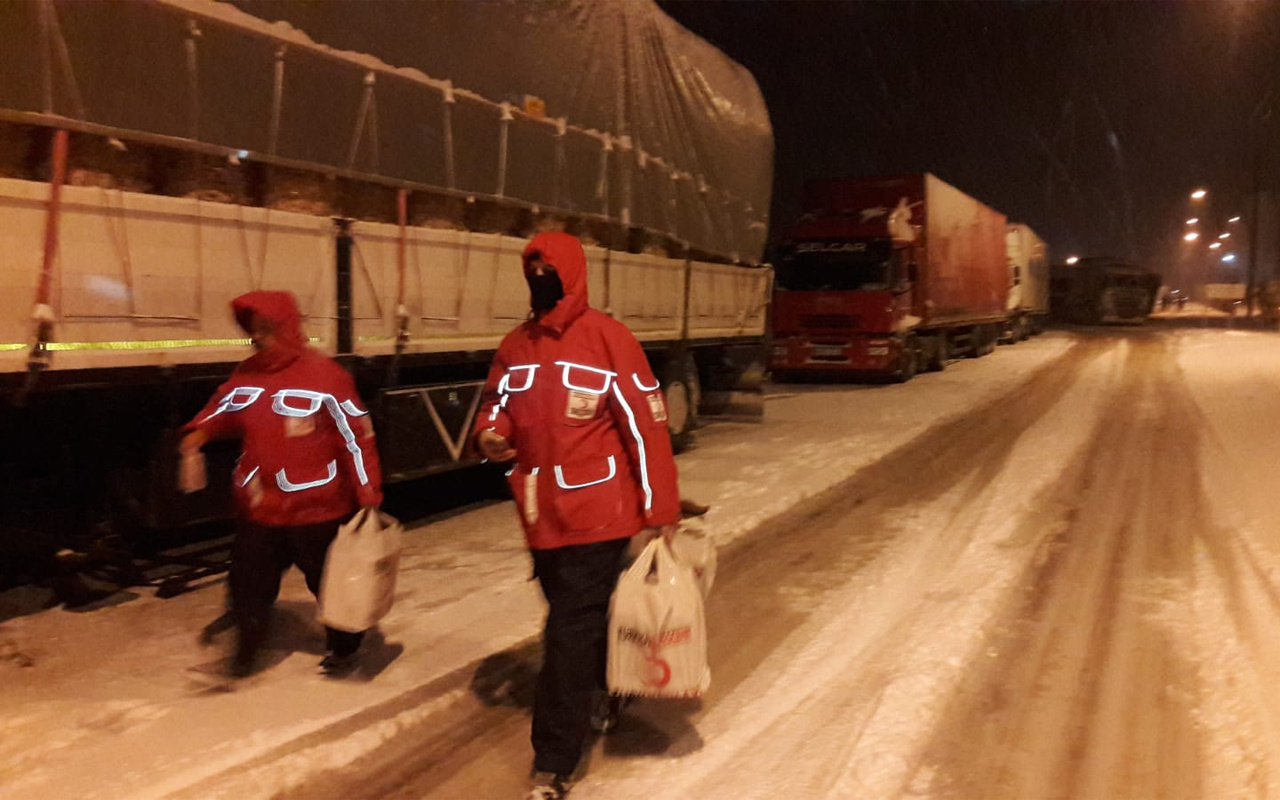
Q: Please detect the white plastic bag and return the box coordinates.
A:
[669,526,716,598]
[608,538,709,698]
[318,508,403,633]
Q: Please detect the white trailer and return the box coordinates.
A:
[1004,223,1051,339]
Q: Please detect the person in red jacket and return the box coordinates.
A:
[180,291,383,678]
[473,232,681,800]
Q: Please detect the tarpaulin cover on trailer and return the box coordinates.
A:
[0,0,772,264]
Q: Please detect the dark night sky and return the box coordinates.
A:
[658,0,1280,283]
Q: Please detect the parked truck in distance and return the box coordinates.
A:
[1194,282,1247,313]
[770,173,1008,382]
[1004,223,1050,341]
[1049,257,1161,325]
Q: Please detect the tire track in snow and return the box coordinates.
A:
[919,331,1209,799]
[1167,331,1280,798]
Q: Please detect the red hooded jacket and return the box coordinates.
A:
[473,233,681,550]
[185,291,383,526]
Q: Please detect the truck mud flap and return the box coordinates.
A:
[378,381,485,482]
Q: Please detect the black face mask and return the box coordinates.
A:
[528,272,565,312]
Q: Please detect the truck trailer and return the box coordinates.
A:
[1003,222,1050,340]
[770,173,1007,381]
[1049,258,1160,325]
[0,0,774,585]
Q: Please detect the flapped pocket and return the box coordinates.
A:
[552,455,626,532]
[274,460,338,492]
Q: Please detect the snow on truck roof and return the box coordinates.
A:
[0,0,772,264]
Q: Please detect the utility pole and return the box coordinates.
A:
[1247,93,1273,318]
[1249,152,1260,316]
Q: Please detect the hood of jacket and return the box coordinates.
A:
[523,232,589,334]
[231,291,308,373]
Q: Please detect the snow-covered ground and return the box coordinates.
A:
[14,328,1279,799]
[0,333,1070,799]
[1166,330,1280,798]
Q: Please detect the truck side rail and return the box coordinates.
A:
[0,176,336,375]
[688,259,771,340]
[2,176,774,377]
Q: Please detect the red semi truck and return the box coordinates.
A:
[770,173,1008,381]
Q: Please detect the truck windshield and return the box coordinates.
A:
[775,241,895,291]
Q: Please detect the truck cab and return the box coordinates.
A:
[769,174,1009,383]
[770,218,922,380]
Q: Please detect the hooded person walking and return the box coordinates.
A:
[180,290,383,679]
[473,232,682,799]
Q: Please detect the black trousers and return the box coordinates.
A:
[229,516,365,667]
[530,537,630,777]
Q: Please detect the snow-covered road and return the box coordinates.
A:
[8,327,1280,800]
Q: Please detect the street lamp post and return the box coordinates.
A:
[1249,160,1262,316]
[1247,93,1273,317]
[1186,189,1208,292]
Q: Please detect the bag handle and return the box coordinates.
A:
[629,538,662,580]
[651,538,684,583]
[346,506,377,533]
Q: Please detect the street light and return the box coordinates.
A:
[1210,242,1223,250]
[1223,254,1237,263]
[1219,232,1231,239]
[1192,189,1207,199]
[1184,232,1200,241]
[1229,216,1242,223]
[1187,217,1199,224]
[1065,255,1079,265]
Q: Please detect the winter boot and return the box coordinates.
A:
[198,611,236,646]
[229,653,256,679]
[526,771,571,800]
[589,692,629,734]
[319,650,362,677]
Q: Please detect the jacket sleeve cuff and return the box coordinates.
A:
[643,504,682,528]
[183,414,233,440]
[357,485,384,508]
[472,419,512,454]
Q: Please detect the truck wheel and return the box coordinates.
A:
[661,353,699,453]
[974,325,996,357]
[892,337,918,383]
[924,336,947,372]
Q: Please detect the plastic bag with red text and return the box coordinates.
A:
[608,538,709,698]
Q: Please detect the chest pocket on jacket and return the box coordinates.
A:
[556,361,615,424]
[499,364,540,393]
[272,389,326,416]
[273,389,326,437]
